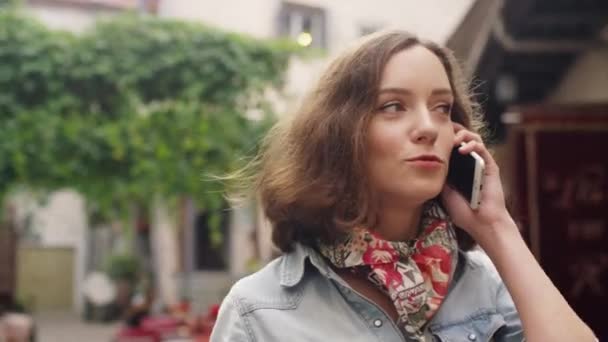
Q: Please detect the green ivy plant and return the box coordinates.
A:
[0,11,294,232]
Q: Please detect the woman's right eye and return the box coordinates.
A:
[379,101,405,113]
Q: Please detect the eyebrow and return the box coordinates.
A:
[378,87,454,97]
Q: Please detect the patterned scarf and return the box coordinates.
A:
[317,201,458,341]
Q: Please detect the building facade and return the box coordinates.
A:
[15,0,477,313]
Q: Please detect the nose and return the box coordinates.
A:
[410,107,438,145]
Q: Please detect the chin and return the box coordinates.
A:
[400,181,444,203]
[375,174,446,204]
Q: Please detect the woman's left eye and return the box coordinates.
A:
[435,103,452,115]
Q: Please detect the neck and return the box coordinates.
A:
[373,199,424,242]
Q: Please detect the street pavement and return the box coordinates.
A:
[34,312,120,342]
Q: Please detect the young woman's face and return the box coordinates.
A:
[366,45,455,205]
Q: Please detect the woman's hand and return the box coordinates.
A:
[440,123,517,246]
[442,123,598,342]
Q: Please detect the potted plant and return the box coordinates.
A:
[105,254,140,319]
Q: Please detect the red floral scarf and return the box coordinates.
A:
[318,201,458,341]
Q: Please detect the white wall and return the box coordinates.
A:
[159,0,474,50]
[25,3,102,32]
[548,47,608,103]
[308,0,473,52]
[158,0,279,38]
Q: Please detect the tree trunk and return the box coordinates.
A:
[150,196,179,309]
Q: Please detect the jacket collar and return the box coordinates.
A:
[279,242,469,289]
[279,243,331,287]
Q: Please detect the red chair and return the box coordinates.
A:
[114,326,159,342]
[141,316,183,340]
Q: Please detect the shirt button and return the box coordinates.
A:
[468,333,477,341]
[373,319,383,328]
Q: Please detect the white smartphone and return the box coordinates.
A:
[446,142,485,209]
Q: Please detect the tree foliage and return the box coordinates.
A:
[0,11,292,222]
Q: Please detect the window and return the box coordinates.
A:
[278,2,327,49]
[194,209,230,271]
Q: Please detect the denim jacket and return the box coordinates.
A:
[210,243,524,342]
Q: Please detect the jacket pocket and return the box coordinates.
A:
[429,312,506,342]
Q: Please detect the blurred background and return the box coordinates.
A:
[0,0,606,341]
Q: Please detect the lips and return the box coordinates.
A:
[405,155,444,163]
[404,155,444,170]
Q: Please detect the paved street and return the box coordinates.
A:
[34,312,120,342]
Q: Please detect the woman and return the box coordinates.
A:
[210,30,596,341]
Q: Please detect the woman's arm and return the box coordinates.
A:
[479,214,595,342]
[441,123,597,342]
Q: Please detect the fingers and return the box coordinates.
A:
[441,184,474,226]
[451,122,498,173]
[454,128,483,146]
[458,140,498,174]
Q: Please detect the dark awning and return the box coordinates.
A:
[446,0,608,140]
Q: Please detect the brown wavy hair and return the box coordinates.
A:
[243,30,485,253]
